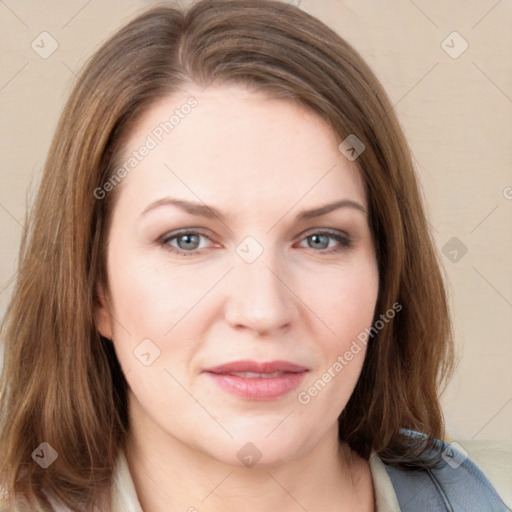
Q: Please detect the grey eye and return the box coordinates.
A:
[307,233,331,250]
[175,233,201,251]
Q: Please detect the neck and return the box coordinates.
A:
[123,398,374,512]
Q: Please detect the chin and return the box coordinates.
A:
[204,432,310,470]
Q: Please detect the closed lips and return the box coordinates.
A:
[203,360,309,400]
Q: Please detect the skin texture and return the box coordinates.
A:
[95,84,379,512]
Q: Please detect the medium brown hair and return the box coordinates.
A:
[0,0,454,509]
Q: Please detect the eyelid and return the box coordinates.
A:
[298,227,351,240]
[159,227,212,242]
[158,228,216,251]
[295,228,352,251]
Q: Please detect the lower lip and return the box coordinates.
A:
[205,371,307,400]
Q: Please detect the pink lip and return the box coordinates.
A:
[203,360,308,401]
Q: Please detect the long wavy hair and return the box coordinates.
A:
[0,0,454,509]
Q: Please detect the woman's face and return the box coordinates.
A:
[96,85,379,467]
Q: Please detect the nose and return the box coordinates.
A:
[224,246,299,335]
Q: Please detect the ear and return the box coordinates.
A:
[94,282,114,340]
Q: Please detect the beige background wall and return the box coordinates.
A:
[1,0,511,440]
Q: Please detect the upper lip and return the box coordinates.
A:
[203,360,308,374]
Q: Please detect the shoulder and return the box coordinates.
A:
[453,438,512,509]
[371,432,512,511]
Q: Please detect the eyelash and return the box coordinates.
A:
[158,228,352,256]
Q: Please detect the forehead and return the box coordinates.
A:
[115,84,366,214]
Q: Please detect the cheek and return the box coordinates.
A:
[299,256,378,401]
[297,306,376,423]
[307,258,379,345]
[107,251,199,337]
[105,248,219,382]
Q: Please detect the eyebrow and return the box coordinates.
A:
[141,197,367,221]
